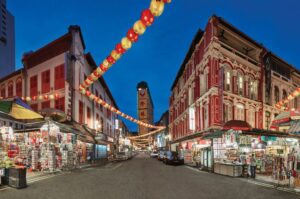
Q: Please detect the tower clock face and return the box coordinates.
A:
[139,89,146,97]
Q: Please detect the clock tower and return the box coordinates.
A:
[137,81,154,135]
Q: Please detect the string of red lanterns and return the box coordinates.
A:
[128,128,165,139]
[79,0,171,91]
[82,89,165,129]
[78,0,171,130]
[275,87,300,110]
[21,93,61,102]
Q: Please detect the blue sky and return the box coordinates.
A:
[8,0,300,131]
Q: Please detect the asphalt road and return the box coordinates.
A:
[0,153,298,199]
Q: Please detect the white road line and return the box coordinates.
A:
[184,166,206,174]
[111,163,123,170]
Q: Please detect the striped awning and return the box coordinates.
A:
[288,121,300,135]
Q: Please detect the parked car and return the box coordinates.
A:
[116,152,128,161]
[157,150,167,161]
[150,151,158,158]
[164,151,184,165]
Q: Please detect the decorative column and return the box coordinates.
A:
[232,70,237,94]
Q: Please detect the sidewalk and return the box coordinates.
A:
[0,159,110,189]
[184,164,300,195]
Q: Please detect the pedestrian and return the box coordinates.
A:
[250,154,257,178]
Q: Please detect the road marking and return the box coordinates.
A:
[111,163,123,170]
[27,173,65,184]
[184,166,206,174]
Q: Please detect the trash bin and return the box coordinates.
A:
[8,168,27,189]
[0,168,9,185]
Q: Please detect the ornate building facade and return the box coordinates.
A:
[0,26,119,141]
[169,15,300,146]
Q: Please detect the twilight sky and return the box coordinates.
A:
[8,0,300,131]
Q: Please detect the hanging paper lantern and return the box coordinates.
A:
[149,0,165,17]
[127,28,139,42]
[115,43,126,54]
[107,55,116,64]
[284,99,289,104]
[32,96,37,101]
[86,91,91,97]
[89,94,95,100]
[88,75,94,82]
[49,94,54,100]
[121,37,132,50]
[26,97,31,102]
[111,50,121,61]
[141,9,154,26]
[288,95,294,100]
[102,59,112,69]
[81,89,86,95]
[99,64,108,72]
[21,97,25,101]
[91,73,98,81]
[44,95,49,100]
[96,67,104,75]
[163,0,171,3]
[55,93,59,100]
[93,70,101,78]
[133,20,146,35]
[38,95,43,100]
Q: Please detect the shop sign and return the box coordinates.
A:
[95,133,107,141]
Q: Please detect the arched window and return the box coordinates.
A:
[249,77,257,100]
[8,81,13,97]
[223,101,233,122]
[237,71,244,96]
[224,69,231,91]
[0,85,5,98]
[16,78,22,97]
[282,89,287,100]
[236,104,245,120]
[274,86,280,103]
[248,108,255,128]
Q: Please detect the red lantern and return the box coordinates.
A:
[126,28,139,42]
[100,64,108,72]
[163,0,171,3]
[32,96,37,101]
[44,95,49,100]
[93,71,101,78]
[55,93,59,100]
[86,91,91,97]
[106,55,116,64]
[141,9,154,26]
[115,43,126,54]
[88,76,93,81]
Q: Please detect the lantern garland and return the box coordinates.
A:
[21,92,61,102]
[78,0,171,131]
[275,87,300,110]
[128,127,165,139]
[79,0,171,91]
[81,88,165,129]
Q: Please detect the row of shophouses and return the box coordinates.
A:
[0,25,131,170]
[170,15,300,144]
[168,15,300,187]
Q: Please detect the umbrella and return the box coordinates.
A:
[0,97,43,120]
[222,120,252,131]
[271,109,300,127]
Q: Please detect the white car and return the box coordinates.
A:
[150,151,158,158]
[116,152,128,161]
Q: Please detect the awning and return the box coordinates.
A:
[244,128,300,138]
[272,109,300,126]
[287,121,300,135]
[222,120,252,131]
[201,130,224,140]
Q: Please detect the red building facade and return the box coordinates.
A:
[169,16,300,147]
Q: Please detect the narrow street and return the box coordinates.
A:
[0,153,298,199]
